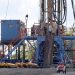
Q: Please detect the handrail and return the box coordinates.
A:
[4,28,27,53]
[1,35,26,62]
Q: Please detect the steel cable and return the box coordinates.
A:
[52,0,67,25]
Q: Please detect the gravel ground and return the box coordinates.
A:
[0,68,74,75]
[0,68,55,75]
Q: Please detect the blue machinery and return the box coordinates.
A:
[0,36,45,65]
[0,0,74,67]
[53,36,75,64]
[0,33,75,65]
[54,36,65,64]
[0,0,75,67]
[1,34,75,66]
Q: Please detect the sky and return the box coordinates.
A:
[0,0,40,28]
[66,0,75,27]
[0,0,74,28]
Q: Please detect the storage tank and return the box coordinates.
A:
[1,20,26,45]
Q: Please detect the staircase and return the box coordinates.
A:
[53,36,65,64]
[65,40,72,50]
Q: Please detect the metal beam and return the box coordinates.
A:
[62,36,75,40]
[27,40,36,50]
[24,36,37,40]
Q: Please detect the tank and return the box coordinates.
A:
[1,20,26,45]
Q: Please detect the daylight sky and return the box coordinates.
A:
[0,0,74,28]
[0,0,40,28]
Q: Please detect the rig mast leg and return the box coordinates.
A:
[2,45,5,58]
[18,46,20,60]
[23,45,25,60]
[16,48,18,59]
[8,45,10,60]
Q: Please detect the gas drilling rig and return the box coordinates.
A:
[31,0,75,67]
[0,0,75,68]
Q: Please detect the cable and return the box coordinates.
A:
[5,0,9,19]
[52,0,67,25]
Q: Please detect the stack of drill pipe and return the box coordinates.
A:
[0,63,6,68]
[5,63,17,68]
[0,63,17,68]
[25,62,38,68]
[15,62,22,68]
[15,62,27,68]
[21,63,28,68]
[0,62,38,68]
[15,62,38,68]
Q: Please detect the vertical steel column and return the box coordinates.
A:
[47,0,53,23]
[18,46,20,60]
[40,0,45,22]
[23,45,25,60]
[57,0,61,35]
[43,0,54,67]
[8,45,10,60]
[2,45,4,58]
[16,48,18,59]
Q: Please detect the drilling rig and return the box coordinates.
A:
[31,0,67,67]
[40,0,67,66]
[1,0,75,68]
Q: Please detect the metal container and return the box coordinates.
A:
[1,20,26,44]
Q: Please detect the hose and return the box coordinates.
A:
[52,0,67,25]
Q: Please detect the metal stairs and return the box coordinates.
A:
[54,36,65,64]
[65,40,72,50]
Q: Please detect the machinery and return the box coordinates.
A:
[0,0,75,68]
[1,20,26,44]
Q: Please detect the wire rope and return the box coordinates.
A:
[52,0,67,25]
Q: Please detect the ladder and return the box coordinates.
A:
[54,36,65,64]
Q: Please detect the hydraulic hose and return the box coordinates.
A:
[52,0,67,25]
